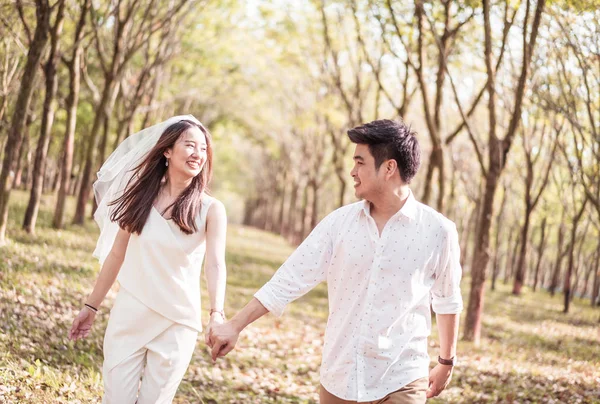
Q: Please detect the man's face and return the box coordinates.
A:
[350,144,385,200]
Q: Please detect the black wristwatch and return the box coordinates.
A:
[438,356,456,366]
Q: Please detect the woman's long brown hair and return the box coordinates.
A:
[109,119,213,235]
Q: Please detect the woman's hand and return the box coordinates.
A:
[205,312,225,347]
[69,307,96,341]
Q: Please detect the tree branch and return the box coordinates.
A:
[445,3,517,145]
[422,7,486,175]
[16,0,32,45]
[501,0,546,168]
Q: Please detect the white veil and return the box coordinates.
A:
[92,114,205,264]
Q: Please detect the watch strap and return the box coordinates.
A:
[438,355,455,366]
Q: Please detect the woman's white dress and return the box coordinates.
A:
[102,195,214,403]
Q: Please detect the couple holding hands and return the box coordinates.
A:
[69,116,463,404]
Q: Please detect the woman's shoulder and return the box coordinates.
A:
[200,195,225,216]
[201,194,219,207]
[205,197,225,213]
[202,196,226,231]
[194,195,224,229]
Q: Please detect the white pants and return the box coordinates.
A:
[102,322,198,404]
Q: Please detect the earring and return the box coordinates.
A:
[165,159,169,167]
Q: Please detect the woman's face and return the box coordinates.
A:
[164,126,208,179]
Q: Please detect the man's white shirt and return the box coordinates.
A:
[255,191,463,401]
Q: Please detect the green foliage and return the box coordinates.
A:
[554,0,600,12]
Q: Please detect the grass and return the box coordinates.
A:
[1,190,599,403]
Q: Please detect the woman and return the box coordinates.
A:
[69,115,227,403]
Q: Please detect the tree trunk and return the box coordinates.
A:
[284,177,299,240]
[0,137,5,164]
[564,198,588,313]
[463,0,546,343]
[0,0,51,244]
[278,170,288,235]
[264,180,277,232]
[310,179,319,230]
[457,212,469,268]
[0,95,8,125]
[532,218,548,292]
[464,140,501,344]
[591,243,600,306]
[257,197,268,230]
[141,69,163,129]
[539,265,547,291]
[435,148,446,214]
[91,113,112,219]
[24,133,35,191]
[299,182,309,243]
[42,160,53,194]
[421,152,436,208]
[572,226,591,299]
[11,128,29,189]
[507,231,521,285]
[98,112,111,170]
[494,225,511,291]
[243,197,257,226]
[491,185,508,291]
[549,223,566,296]
[53,50,83,228]
[337,172,346,209]
[13,109,37,190]
[73,81,115,224]
[460,201,478,271]
[329,134,347,208]
[51,156,62,193]
[71,137,86,197]
[580,261,594,300]
[513,205,532,294]
[447,157,458,222]
[24,1,66,233]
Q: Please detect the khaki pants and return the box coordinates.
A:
[320,378,428,404]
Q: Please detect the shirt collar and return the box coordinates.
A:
[361,189,418,221]
[399,190,418,220]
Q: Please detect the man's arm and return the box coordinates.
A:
[428,222,463,398]
[427,313,459,398]
[437,313,459,360]
[208,211,337,361]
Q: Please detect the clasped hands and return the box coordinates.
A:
[205,315,240,362]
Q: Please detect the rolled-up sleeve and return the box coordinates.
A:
[431,222,463,314]
[254,212,335,317]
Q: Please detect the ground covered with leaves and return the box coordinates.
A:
[1,191,599,403]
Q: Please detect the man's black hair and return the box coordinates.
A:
[347,119,421,183]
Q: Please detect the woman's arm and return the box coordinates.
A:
[69,228,130,340]
[203,200,228,336]
[85,228,131,308]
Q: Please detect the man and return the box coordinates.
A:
[209,119,462,403]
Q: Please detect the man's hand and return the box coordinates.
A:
[208,321,240,362]
[426,363,453,398]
